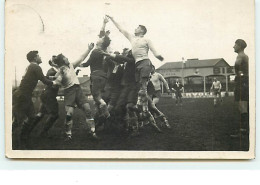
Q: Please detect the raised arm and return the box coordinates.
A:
[99,51,135,64]
[106,15,132,41]
[147,39,164,61]
[72,43,94,68]
[159,73,170,91]
[99,17,109,37]
[35,65,53,86]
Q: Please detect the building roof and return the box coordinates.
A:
[157,61,183,70]
[157,58,229,70]
[185,58,226,68]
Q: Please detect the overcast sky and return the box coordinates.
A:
[5,0,255,83]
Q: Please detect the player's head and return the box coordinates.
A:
[213,77,217,82]
[53,54,69,67]
[234,39,247,53]
[48,55,58,68]
[122,48,130,56]
[96,35,111,50]
[135,25,147,36]
[26,50,42,64]
[176,79,179,83]
[114,51,120,55]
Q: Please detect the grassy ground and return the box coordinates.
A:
[13,96,249,151]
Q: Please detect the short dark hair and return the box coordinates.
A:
[53,54,65,67]
[26,50,38,62]
[139,25,147,35]
[235,39,247,49]
[48,55,57,66]
[126,50,133,58]
[101,36,111,50]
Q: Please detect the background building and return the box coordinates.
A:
[156,58,235,94]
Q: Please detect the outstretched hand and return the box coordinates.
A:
[105,15,113,19]
[156,55,164,61]
[88,43,94,50]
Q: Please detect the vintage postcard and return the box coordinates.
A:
[5,0,255,159]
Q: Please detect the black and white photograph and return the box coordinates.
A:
[5,0,255,159]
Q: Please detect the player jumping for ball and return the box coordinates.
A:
[106,15,164,133]
[53,43,97,141]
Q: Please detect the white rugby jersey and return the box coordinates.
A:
[54,63,80,89]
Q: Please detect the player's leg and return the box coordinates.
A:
[27,100,47,136]
[115,85,129,132]
[175,93,179,105]
[213,90,217,106]
[91,76,110,118]
[148,96,170,129]
[64,106,74,141]
[63,86,77,141]
[39,98,59,137]
[76,85,98,139]
[152,90,161,105]
[126,103,139,136]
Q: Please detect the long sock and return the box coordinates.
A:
[41,115,58,135]
[86,118,95,133]
[65,120,73,136]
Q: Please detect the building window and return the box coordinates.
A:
[222,67,225,74]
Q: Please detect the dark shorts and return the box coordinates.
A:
[109,86,122,106]
[116,83,138,108]
[212,89,221,96]
[12,90,35,121]
[175,91,182,98]
[64,84,88,108]
[39,92,59,115]
[90,74,107,97]
[234,76,249,101]
[152,90,162,98]
[135,59,153,83]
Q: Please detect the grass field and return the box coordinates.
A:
[13,96,249,151]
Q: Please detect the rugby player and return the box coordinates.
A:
[80,17,111,119]
[102,49,162,135]
[232,39,249,137]
[106,15,164,123]
[210,77,222,106]
[172,79,184,106]
[150,65,170,105]
[12,51,53,148]
[29,56,60,137]
[53,43,96,141]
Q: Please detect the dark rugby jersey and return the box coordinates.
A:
[19,63,53,95]
[114,55,136,85]
[43,67,59,97]
[82,49,106,74]
[104,58,124,87]
[172,83,183,92]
